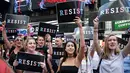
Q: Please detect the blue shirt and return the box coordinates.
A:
[124,56,130,73]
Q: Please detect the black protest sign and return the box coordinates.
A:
[98,29,104,40]
[117,37,128,49]
[5,29,17,42]
[87,11,98,26]
[56,1,85,24]
[16,52,44,72]
[122,34,129,42]
[6,29,17,36]
[64,35,75,42]
[52,47,64,59]
[85,39,90,46]
[55,32,64,38]
[30,24,39,35]
[5,14,29,29]
[38,23,57,37]
[98,0,130,21]
[74,26,93,39]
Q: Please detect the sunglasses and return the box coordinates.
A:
[16,39,23,41]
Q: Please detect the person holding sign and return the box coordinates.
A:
[2,21,24,73]
[78,44,95,73]
[48,37,64,73]
[36,35,53,56]
[57,16,85,73]
[93,17,130,73]
[44,34,55,73]
[13,37,48,73]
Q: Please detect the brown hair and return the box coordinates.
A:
[37,36,45,40]
[102,34,120,59]
[0,44,3,56]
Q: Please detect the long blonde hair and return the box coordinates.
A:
[102,34,120,59]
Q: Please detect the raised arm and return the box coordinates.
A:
[47,54,54,73]
[26,24,31,39]
[74,16,85,63]
[46,34,53,55]
[90,44,95,58]
[2,21,12,49]
[47,42,53,55]
[93,17,102,56]
[122,38,130,57]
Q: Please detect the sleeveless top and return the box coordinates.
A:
[60,66,78,73]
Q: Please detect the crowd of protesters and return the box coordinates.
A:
[0,16,130,73]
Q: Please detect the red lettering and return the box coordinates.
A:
[44,0,66,3]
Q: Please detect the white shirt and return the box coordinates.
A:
[92,51,100,69]
[100,52,124,73]
[78,48,93,73]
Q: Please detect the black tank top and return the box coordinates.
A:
[60,66,78,73]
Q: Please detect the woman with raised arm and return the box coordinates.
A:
[56,16,85,73]
[93,17,130,73]
[2,21,24,73]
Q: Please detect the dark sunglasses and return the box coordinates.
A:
[16,39,23,41]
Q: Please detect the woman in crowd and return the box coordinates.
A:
[13,37,48,73]
[78,44,95,73]
[93,17,130,73]
[57,16,85,73]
